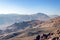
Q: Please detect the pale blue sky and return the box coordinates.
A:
[0,0,60,15]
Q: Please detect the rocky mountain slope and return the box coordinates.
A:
[4,20,43,33]
[39,16,60,28]
[0,16,60,40]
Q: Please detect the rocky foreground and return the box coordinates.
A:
[35,29,60,40]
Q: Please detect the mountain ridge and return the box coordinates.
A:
[0,13,50,30]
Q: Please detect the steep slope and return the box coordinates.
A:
[9,17,60,40]
[4,20,43,33]
[1,16,60,40]
[39,16,60,28]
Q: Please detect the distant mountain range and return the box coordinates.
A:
[49,15,60,18]
[0,13,50,30]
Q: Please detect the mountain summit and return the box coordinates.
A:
[32,13,50,20]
